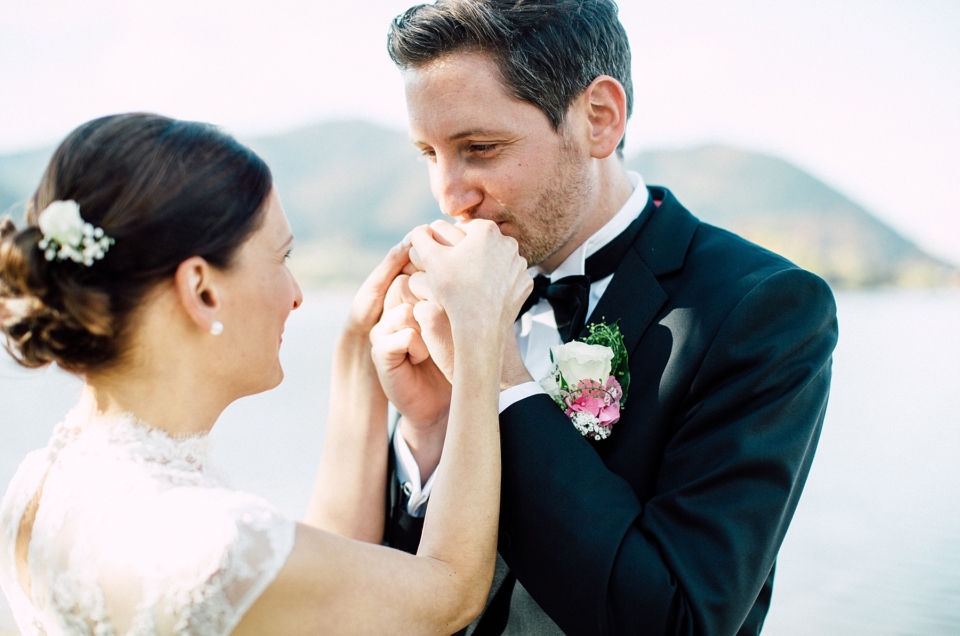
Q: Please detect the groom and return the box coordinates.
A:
[372,1,838,635]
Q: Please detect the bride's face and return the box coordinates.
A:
[216,187,303,394]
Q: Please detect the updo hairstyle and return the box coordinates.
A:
[0,113,273,374]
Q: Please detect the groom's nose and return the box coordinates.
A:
[430,158,484,220]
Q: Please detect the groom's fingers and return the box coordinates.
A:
[370,304,430,366]
[372,303,421,338]
[371,328,429,370]
[384,275,419,311]
[408,272,435,303]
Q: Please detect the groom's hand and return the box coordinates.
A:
[370,282,452,432]
[410,220,533,391]
[403,220,465,383]
[369,222,464,429]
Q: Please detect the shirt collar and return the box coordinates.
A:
[540,171,649,282]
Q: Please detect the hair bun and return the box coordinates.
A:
[2,113,271,375]
[0,217,16,240]
[0,217,113,371]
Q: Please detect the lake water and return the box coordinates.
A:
[1,289,958,635]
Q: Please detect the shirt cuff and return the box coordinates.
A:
[392,427,435,518]
[499,381,547,413]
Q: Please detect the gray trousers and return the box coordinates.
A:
[464,554,566,636]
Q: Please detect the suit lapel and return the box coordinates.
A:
[584,248,665,356]
[579,187,700,357]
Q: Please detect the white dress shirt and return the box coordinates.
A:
[395,171,650,516]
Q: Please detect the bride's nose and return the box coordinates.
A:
[292,278,304,310]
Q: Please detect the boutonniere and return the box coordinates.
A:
[539,321,630,440]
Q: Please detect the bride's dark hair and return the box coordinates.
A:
[0,113,273,373]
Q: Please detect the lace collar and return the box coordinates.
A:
[47,404,213,474]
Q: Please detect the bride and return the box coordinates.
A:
[0,113,531,635]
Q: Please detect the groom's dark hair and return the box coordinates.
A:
[387,0,633,154]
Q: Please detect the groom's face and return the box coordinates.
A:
[404,51,594,268]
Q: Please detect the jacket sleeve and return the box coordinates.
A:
[382,436,426,554]
[497,268,838,636]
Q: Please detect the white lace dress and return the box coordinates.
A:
[0,407,297,636]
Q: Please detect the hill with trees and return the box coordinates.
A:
[1,120,954,288]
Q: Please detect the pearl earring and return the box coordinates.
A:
[210,321,224,336]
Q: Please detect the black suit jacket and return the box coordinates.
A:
[386,187,838,635]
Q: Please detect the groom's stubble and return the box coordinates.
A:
[475,129,595,270]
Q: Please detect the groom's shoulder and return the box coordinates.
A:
[651,190,835,314]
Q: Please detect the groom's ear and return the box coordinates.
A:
[577,75,629,160]
[174,256,222,334]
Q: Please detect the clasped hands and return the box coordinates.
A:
[363,219,534,468]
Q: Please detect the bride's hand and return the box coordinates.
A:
[408,220,532,342]
[343,239,412,339]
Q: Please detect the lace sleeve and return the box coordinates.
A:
[92,486,297,636]
[175,489,297,635]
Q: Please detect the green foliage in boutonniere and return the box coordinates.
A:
[582,320,630,406]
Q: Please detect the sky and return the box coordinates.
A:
[1,0,958,265]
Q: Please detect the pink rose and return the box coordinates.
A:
[563,377,623,428]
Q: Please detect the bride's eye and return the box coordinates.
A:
[284,249,293,261]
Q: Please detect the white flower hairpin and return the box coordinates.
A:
[37,200,114,266]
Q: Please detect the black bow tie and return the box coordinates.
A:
[517,207,648,342]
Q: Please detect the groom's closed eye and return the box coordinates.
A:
[469,143,499,155]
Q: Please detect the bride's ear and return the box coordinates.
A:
[174,257,222,334]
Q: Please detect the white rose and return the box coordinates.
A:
[551,341,614,386]
[38,200,84,247]
[539,364,563,399]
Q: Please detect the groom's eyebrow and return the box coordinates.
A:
[447,128,508,141]
[412,128,510,145]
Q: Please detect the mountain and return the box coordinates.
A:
[0,120,955,288]
[627,146,957,288]
[244,122,440,284]
[0,148,51,215]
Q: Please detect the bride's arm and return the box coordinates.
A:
[236,221,531,635]
[302,241,409,542]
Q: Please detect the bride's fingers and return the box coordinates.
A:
[409,245,424,272]
[401,261,421,276]
[413,301,454,382]
[429,220,466,247]
[349,240,411,328]
[359,240,411,298]
[408,225,444,272]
